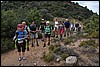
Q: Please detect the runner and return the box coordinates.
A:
[43,21,52,47]
[22,21,30,51]
[15,24,27,61]
[39,19,46,41]
[54,18,59,38]
[58,21,64,40]
[64,19,71,37]
[29,21,39,47]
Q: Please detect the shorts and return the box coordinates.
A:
[71,28,75,31]
[30,33,38,39]
[45,34,51,38]
[60,29,64,35]
[16,39,26,52]
[54,26,58,31]
[65,25,70,29]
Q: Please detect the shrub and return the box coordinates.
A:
[79,41,87,47]
[1,38,15,53]
[49,44,54,51]
[79,40,95,47]
[62,53,69,60]
[91,31,99,38]
[63,38,72,45]
[42,51,54,62]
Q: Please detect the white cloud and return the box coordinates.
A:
[71,1,99,15]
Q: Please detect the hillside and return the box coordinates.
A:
[1,1,96,21]
[1,1,99,66]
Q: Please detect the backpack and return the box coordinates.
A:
[40,23,46,30]
[45,25,52,34]
[75,23,79,28]
[24,25,29,34]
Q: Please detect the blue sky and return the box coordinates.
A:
[71,1,99,15]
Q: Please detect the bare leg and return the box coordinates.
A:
[43,37,46,47]
[31,38,34,47]
[19,52,21,57]
[36,38,39,46]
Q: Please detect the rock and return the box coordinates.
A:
[83,33,88,35]
[44,65,46,66]
[65,56,77,66]
[34,63,37,66]
[37,61,39,63]
[72,44,75,46]
[18,63,21,66]
[56,58,61,62]
[67,45,70,47]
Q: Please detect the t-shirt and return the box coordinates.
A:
[16,30,27,40]
[64,21,70,28]
[30,24,37,31]
[59,24,64,30]
[55,21,59,28]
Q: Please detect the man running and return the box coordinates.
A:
[43,21,52,47]
[39,19,46,41]
[64,19,71,37]
[29,21,39,47]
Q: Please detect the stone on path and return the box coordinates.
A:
[56,57,61,62]
[65,56,77,66]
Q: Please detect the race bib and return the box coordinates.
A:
[18,40,23,43]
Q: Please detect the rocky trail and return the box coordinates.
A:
[1,36,99,66]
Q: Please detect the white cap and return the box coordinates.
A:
[66,19,68,21]
[42,19,44,21]
[22,21,26,24]
[46,21,50,24]
[76,22,78,23]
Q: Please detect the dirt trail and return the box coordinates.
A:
[1,39,50,66]
[1,37,99,66]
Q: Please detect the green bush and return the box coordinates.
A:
[49,44,54,51]
[42,51,54,62]
[1,38,15,53]
[91,31,99,38]
[63,38,72,45]
[53,38,58,43]
[79,40,95,47]
[55,43,61,47]
[79,41,87,47]
[62,53,69,60]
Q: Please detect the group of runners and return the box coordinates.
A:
[13,18,82,61]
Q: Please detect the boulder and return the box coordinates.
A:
[65,56,77,66]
